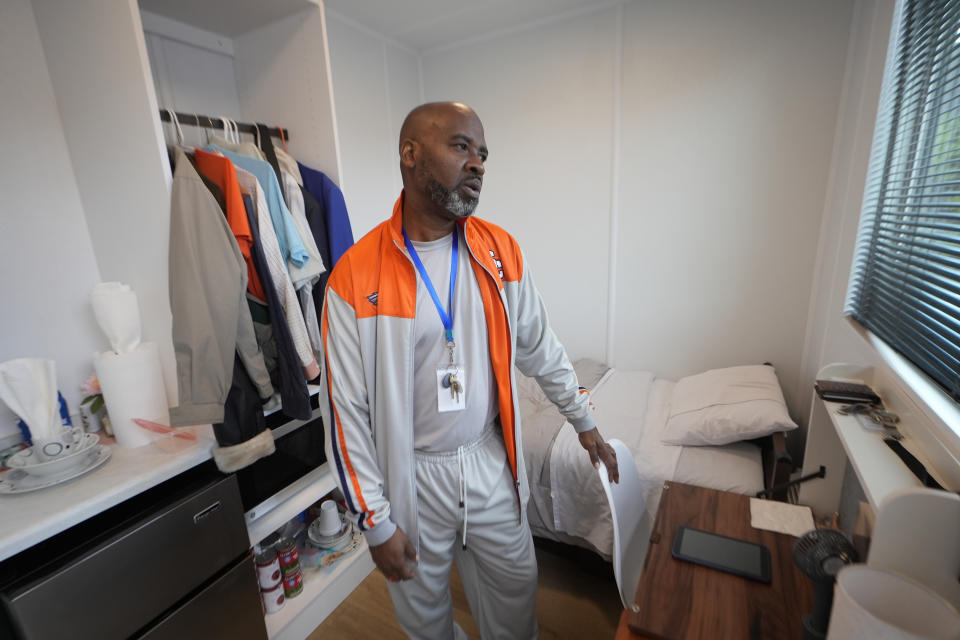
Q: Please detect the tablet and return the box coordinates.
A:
[671,526,771,583]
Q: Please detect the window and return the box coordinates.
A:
[846,0,960,403]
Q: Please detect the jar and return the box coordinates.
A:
[261,582,285,614]
[276,537,300,574]
[255,547,281,589]
[282,567,303,598]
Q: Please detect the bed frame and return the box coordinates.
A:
[756,431,794,501]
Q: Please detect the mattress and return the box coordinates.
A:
[520,361,764,559]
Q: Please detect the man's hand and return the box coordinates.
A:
[369,527,418,582]
[578,427,619,483]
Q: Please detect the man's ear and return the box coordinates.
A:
[400,139,417,168]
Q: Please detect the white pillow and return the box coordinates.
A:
[661,365,797,446]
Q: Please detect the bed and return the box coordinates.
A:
[520,360,795,560]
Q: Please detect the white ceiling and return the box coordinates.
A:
[322,0,606,52]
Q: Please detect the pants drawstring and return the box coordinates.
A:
[457,445,468,550]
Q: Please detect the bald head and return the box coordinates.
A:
[398,102,480,154]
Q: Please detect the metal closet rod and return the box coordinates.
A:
[159,110,290,142]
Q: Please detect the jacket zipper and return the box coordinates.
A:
[461,230,523,523]
[393,236,421,549]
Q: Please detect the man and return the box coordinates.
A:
[321,102,618,639]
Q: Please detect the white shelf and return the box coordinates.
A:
[245,463,337,546]
[265,539,375,640]
[799,363,926,518]
[822,401,920,510]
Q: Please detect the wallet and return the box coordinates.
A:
[814,379,881,404]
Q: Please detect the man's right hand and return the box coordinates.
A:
[369,527,418,582]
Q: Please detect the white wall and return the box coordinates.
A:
[143,23,243,143]
[0,0,104,439]
[418,0,855,417]
[797,1,895,426]
[325,11,422,239]
[422,8,618,362]
[33,0,178,404]
[615,0,853,415]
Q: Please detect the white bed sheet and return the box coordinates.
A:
[521,364,766,560]
[547,370,681,556]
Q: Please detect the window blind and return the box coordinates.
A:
[846,0,960,402]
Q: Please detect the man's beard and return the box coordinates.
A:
[425,177,478,218]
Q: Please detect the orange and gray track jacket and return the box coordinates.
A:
[320,193,595,548]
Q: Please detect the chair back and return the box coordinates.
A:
[598,438,648,608]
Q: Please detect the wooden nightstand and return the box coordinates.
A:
[615,482,813,640]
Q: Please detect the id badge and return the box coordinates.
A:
[436,365,465,413]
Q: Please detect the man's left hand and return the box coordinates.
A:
[578,427,618,483]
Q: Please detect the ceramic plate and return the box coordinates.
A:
[0,446,111,494]
[308,517,352,549]
[6,434,100,478]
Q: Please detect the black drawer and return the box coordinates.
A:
[138,552,266,640]
[1,471,249,640]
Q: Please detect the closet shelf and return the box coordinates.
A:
[245,462,337,546]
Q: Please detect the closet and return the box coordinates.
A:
[28,1,371,638]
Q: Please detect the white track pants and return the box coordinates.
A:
[387,428,539,640]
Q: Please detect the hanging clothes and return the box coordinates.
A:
[185,152,227,213]
[167,149,273,428]
[274,147,303,186]
[193,148,267,302]
[298,162,355,267]
[280,170,326,290]
[209,134,266,162]
[213,351,274,472]
[241,192,312,421]
[207,144,309,268]
[299,186,332,327]
[280,170,326,363]
[233,166,321,381]
[256,123,286,192]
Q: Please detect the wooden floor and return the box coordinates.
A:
[309,544,623,639]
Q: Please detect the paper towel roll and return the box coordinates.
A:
[828,566,960,639]
[94,342,169,448]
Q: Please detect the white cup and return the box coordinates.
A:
[33,425,85,462]
[316,500,342,537]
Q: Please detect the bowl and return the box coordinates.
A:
[7,434,100,478]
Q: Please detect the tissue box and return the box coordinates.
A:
[17,392,72,446]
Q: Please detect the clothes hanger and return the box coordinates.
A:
[198,114,210,146]
[218,115,232,145]
[163,108,191,151]
[278,127,287,152]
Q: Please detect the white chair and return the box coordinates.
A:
[597,438,650,608]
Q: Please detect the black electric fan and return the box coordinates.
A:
[792,529,858,640]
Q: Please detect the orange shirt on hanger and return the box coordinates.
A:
[194,148,266,301]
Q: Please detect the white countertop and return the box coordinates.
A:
[0,426,215,562]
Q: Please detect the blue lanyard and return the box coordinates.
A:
[403,229,458,348]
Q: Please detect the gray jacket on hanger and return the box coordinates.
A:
[168,149,273,427]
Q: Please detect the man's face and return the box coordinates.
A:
[413,109,488,219]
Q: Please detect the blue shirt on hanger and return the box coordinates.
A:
[298,162,354,268]
[207,145,309,267]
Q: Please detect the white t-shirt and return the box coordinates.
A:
[410,229,498,451]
